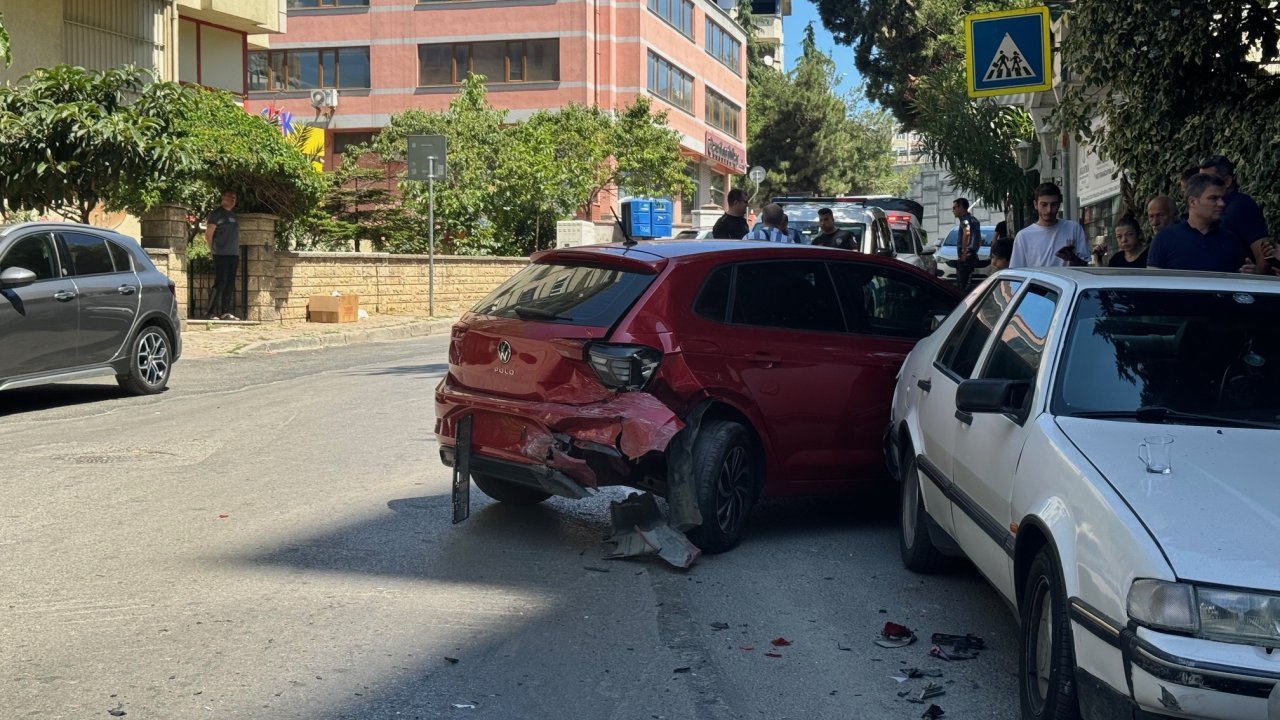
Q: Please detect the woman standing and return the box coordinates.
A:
[1092,214,1148,268]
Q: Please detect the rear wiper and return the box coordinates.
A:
[513,305,573,321]
[1068,406,1280,430]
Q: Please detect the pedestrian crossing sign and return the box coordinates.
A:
[965,6,1052,98]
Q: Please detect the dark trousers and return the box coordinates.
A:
[208,253,239,317]
[955,254,975,291]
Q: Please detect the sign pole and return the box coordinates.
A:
[428,156,436,318]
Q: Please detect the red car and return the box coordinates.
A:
[435,240,961,552]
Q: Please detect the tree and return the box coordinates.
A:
[811,0,1038,210]
[0,65,182,222]
[745,23,908,200]
[1052,0,1280,223]
[308,76,693,256]
[0,65,324,229]
[0,12,10,68]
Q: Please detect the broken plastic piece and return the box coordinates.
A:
[875,621,917,648]
[763,651,783,658]
[905,682,946,703]
[930,633,984,652]
[920,704,945,719]
[603,492,702,568]
[740,646,754,651]
[928,645,978,661]
[709,622,730,630]
[673,667,692,673]
[444,657,460,664]
[770,637,792,647]
[451,703,477,709]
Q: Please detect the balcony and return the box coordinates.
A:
[176,0,284,34]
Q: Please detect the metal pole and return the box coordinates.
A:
[428,156,436,317]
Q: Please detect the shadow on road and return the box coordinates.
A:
[343,362,449,378]
[0,383,151,417]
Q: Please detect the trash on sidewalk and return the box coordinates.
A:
[920,704,945,719]
[893,667,943,681]
[770,637,792,647]
[709,622,730,630]
[603,493,702,569]
[875,621,917,648]
[451,703,477,709]
[763,651,783,658]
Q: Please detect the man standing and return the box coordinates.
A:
[1198,155,1271,272]
[205,190,241,320]
[811,208,855,249]
[1148,174,1251,273]
[779,213,804,244]
[1146,195,1177,235]
[951,198,982,288]
[712,188,750,239]
[1009,183,1090,268]
[741,203,793,242]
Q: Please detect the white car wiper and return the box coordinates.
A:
[1068,406,1280,430]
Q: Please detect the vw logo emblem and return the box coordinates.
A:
[497,340,512,364]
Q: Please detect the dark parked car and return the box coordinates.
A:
[0,223,182,396]
[435,240,961,551]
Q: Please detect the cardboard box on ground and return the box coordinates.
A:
[308,293,360,323]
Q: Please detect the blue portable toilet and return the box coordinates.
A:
[621,198,674,239]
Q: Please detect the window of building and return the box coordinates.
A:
[418,40,559,85]
[647,52,693,113]
[704,18,741,74]
[248,47,371,91]
[705,90,740,138]
[648,0,694,37]
[288,0,369,7]
[332,131,379,158]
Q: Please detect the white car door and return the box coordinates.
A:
[948,282,1064,598]
[914,277,1024,535]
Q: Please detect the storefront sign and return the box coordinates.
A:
[705,132,747,174]
[1076,121,1120,208]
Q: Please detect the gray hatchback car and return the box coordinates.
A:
[0,222,182,396]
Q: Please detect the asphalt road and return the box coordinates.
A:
[1,337,1019,720]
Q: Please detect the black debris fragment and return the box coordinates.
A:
[920,704,945,719]
[905,682,946,703]
[673,667,692,674]
[444,657,460,664]
[709,622,730,631]
[930,633,985,651]
[108,705,127,717]
[584,566,611,573]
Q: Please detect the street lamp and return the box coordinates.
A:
[1015,140,1038,171]
[748,165,766,204]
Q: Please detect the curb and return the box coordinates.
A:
[235,319,456,355]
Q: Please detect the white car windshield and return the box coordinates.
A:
[1053,288,1280,427]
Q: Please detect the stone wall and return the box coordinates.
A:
[273,252,528,321]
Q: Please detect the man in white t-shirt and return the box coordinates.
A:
[1010,182,1090,268]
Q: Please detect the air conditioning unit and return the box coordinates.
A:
[309,88,339,109]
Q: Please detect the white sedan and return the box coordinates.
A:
[884,267,1280,720]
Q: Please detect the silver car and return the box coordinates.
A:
[0,223,182,395]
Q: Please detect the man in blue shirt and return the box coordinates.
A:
[1148,174,1251,273]
[1198,155,1270,270]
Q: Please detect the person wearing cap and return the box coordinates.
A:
[1198,155,1271,273]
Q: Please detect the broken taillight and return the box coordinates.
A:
[587,343,662,391]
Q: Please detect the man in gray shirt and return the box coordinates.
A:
[205,190,241,320]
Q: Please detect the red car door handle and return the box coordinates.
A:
[748,352,781,365]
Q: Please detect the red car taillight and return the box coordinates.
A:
[586,343,662,391]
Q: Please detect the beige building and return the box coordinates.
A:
[0,0,285,93]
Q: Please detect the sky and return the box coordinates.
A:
[780,0,865,99]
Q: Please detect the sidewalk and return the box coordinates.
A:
[180,314,457,359]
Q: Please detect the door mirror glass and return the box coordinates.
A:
[0,266,37,289]
[920,246,936,256]
[956,378,1030,414]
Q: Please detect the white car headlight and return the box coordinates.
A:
[1128,579,1280,645]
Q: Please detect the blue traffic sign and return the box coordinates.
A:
[965,6,1052,98]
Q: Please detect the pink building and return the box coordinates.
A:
[246,0,749,227]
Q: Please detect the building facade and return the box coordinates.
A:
[246,0,748,227]
[0,0,284,92]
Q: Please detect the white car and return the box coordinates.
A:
[885,267,1280,720]
[935,225,995,282]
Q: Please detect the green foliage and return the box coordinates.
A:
[299,75,693,256]
[0,65,323,231]
[745,23,910,200]
[1053,0,1280,224]
[812,0,1038,209]
[0,12,10,68]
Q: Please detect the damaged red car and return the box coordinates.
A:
[435,240,961,552]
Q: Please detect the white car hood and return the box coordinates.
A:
[1056,417,1280,588]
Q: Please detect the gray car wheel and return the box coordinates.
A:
[117,325,172,395]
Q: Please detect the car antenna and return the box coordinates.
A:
[611,206,637,248]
